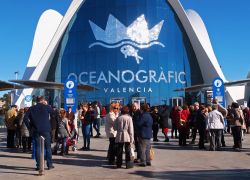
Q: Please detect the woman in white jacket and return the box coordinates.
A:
[114,106,134,169]
[105,103,119,165]
[207,104,224,151]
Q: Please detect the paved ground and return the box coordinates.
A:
[0,127,250,180]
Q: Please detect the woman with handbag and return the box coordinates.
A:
[136,104,153,167]
[114,106,134,169]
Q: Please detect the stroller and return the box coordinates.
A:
[66,122,78,152]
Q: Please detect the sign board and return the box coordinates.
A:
[64,79,77,113]
[212,77,225,107]
[24,95,32,107]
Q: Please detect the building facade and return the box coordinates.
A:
[15,0,238,107]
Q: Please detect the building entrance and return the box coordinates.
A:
[171,97,183,107]
[131,97,146,109]
[110,97,124,105]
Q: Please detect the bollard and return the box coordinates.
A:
[38,136,45,176]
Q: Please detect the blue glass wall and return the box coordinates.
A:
[50,0,202,106]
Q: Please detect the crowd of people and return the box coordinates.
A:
[3,96,250,170]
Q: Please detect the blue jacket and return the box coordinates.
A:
[136,112,153,139]
[24,103,52,133]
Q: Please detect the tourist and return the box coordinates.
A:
[105,103,119,165]
[136,104,153,167]
[207,104,224,151]
[24,96,54,170]
[114,106,134,169]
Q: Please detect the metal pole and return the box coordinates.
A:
[38,136,45,176]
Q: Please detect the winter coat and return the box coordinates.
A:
[207,110,224,129]
[229,108,244,127]
[19,112,30,137]
[105,111,118,138]
[5,108,17,130]
[114,114,134,143]
[159,109,170,128]
[136,112,153,139]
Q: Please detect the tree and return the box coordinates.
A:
[0,93,11,111]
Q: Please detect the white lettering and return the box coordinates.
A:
[129,88,134,93]
[178,72,186,84]
[79,72,88,84]
[175,71,178,83]
[104,88,108,93]
[168,71,174,83]
[69,70,187,85]
[109,71,120,83]
[149,70,157,83]
[136,70,148,83]
[67,73,78,82]
[89,72,96,84]
[97,71,108,84]
[158,71,168,83]
[122,70,134,83]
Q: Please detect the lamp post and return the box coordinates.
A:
[13,71,19,99]
[14,71,19,80]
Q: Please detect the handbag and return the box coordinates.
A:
[149,146,154,160]
[130,144,135,160]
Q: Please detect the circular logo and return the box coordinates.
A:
[66,81,75,89]
[214,79,222,88]
[25,95,32,102]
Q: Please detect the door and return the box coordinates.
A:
[110,97,124,105]
[171,97,183,107]
[131,97,146,109]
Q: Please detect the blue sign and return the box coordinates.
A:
[64,79,77,113]
[24,95,32,102]
[212,77,225,107]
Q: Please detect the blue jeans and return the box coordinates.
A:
[82,124,91,148]
[56,137,67,154]
[138,137,151,164]
[93,118,101,135]
[33,131,53,168]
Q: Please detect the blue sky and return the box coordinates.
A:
[0,0,249,96]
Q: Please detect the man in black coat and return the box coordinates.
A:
[24,96,54,170]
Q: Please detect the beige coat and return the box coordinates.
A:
[114,114,134,143]
[105,112,118,138]
[5,108,17,130]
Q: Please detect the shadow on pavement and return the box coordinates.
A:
[0,153,31,159]
[0,164,37,176]
[129,169,250,179]
[53,153,106,167]
[152,141,250,153]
